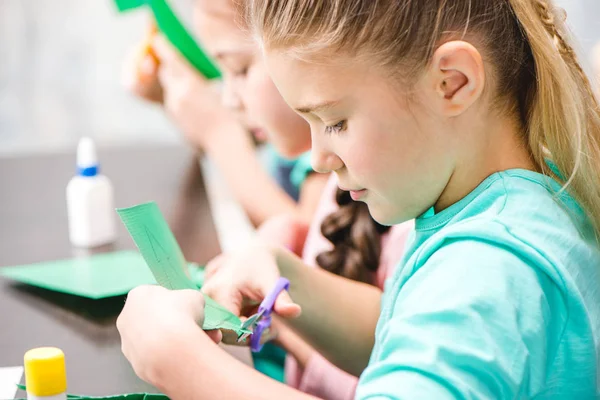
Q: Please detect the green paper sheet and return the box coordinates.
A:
[0,251,154,299]
[0,252,205,299]
[117,202,249,336]
[16,385,169,400]
[113,0,221,79]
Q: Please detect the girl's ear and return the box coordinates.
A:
[423,40,486,117]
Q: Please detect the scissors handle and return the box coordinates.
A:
[257,277,290,317]
[250,277,290,352]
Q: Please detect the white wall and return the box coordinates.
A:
[0,0,598,155]
[556,0,600,74]
[0,0,181,154]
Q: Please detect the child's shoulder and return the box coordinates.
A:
[443,169,594,254]
[408,168,600,297]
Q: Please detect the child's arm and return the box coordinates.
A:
[282,259,382,375]
[153,322,318,400]
[202,129,318,226]
[203,144,328,228]
[297,173,330,223]
[257,214,310,255]
[289,353,359,400]
[125,34,327,227]
[117,286,317,399]
[274,320,359,400]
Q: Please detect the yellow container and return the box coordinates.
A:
[24,347,67,398]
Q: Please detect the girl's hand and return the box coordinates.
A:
[116,285,221,384]
[122,22,164,103]
[202,241,302,344]
[152,35,235,150]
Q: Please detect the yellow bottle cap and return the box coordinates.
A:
[24,347,67,397]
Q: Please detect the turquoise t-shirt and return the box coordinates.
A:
[263,144,314,201]
[357,169,600,399]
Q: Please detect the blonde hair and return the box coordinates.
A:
[244,0,600,241]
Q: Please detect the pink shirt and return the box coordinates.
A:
[286,174,413,400]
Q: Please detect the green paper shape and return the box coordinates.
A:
[113,0,221,79]
[0,252,204,299]
[112,0,145,10]
[188,263,205,287]
[16,385,170,399]
[0,251,156,299]
[117,202,249,335]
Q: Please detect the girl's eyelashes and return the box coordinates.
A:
[233,66,249,77]
[324,120,347,135]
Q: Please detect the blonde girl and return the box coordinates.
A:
[117,1,600,398]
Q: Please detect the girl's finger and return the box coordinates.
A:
[139,54,158,79]
[204,255,225,280]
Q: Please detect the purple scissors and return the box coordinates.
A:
[237,277,290,352]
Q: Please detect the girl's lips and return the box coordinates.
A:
[350,189,367,201]
[250,128,267,141]
[338,184,367,201]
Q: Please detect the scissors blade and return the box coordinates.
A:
[236,310,265,342]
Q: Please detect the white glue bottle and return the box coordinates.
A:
[24,347,68,400]
[66,137,116,248]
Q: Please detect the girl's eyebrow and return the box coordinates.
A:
[295,100,340,114]
[213,51,246,61]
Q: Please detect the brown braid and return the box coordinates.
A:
[316,188,390,284]
[534,0,600,111]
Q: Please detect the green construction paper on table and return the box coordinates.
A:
[0,252,205,299]
[117,202,249,336]
[113,0,221,79]
[16,385,169,400]
[1,251,152,299]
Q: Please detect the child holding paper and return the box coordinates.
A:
[123,0,413,391]
[121,0,600,398]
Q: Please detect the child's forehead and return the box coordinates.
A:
[267,51,373,84]
[193,0,241,34]
[266,51,372,106]
[193,1,253,57]
[194,1,235,28]
[194,0,236,17]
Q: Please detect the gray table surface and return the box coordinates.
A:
[0,144,248,397]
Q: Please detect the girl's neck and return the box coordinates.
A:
[434,114,537,213]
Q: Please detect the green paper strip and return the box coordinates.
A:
[113,0,221,79]
[188,262,206,288]
[117,202,248,335]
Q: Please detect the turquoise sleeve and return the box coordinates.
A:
[357,239,565,399]
[289,151,314,190]
[262,144,288,177]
